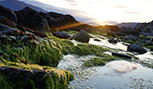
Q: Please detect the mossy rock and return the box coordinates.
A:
[0,59,73,89]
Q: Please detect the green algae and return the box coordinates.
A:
[83,57,106,67]
[82,54,119,67]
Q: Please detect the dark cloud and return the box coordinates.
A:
[113,5,128,9]
[123,11,140,14]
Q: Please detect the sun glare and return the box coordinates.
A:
[35,0,153,25]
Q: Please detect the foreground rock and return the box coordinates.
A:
[112,52,131,59]
[53,32,70,39]
[74,30,90,43]
[108,38,117,44]
[0,62,73,89]
[127,44,147,54]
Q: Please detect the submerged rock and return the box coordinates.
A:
[108,38,117,44]
[53,32,70,39]
[74,30,90,43]
[94,38,101,42]
[127,44,147,54]
[112,52,131,59]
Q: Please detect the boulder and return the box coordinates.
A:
[112,52,131,59]
[53,32,70,39]
[108,38,117,44]
[0,5,17,22]
[127,44,147,54]
[74,30,90,43]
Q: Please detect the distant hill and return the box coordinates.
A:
[0,0,47,12]
[116,22,139,28]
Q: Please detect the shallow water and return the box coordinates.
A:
[58,35,153,89]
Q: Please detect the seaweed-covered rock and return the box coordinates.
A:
[0,61,73,89]
[127,44,147,54]
[74,30,90,43]
[53,32,70,39]
[0,23,17,35]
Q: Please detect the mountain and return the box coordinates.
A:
[0,0,47,12]
[116,22,139,28]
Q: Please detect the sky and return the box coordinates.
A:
[20,0,153,25]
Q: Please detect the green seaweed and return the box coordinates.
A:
[83,57,106,67]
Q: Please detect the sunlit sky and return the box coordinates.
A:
[23,0,153,25]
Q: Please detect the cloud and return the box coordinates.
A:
[113,5,128,9]
[104,20,119,25]
[65,0,77,6]
[113,65,137,74]
[123,11,140,14]
[65,0,76,3]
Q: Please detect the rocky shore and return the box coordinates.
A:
[0,3,152,89]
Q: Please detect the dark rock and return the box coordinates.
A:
[17,7,49,30]
[29,12,49,30]
[108,38,117,44]
[145,41,153,46]
[125,35,138,41]
[0,5,17,22]
[94,38,101,42]
[53,32,70,39]
[112,52,131,59]
[127,44,147,54]
[16,24,26,31]
[151,48,153,51]
[136,42,143,46]
[151,37,153,42]
[74,30,90,43]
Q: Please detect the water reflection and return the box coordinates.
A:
[58,54,153,89]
